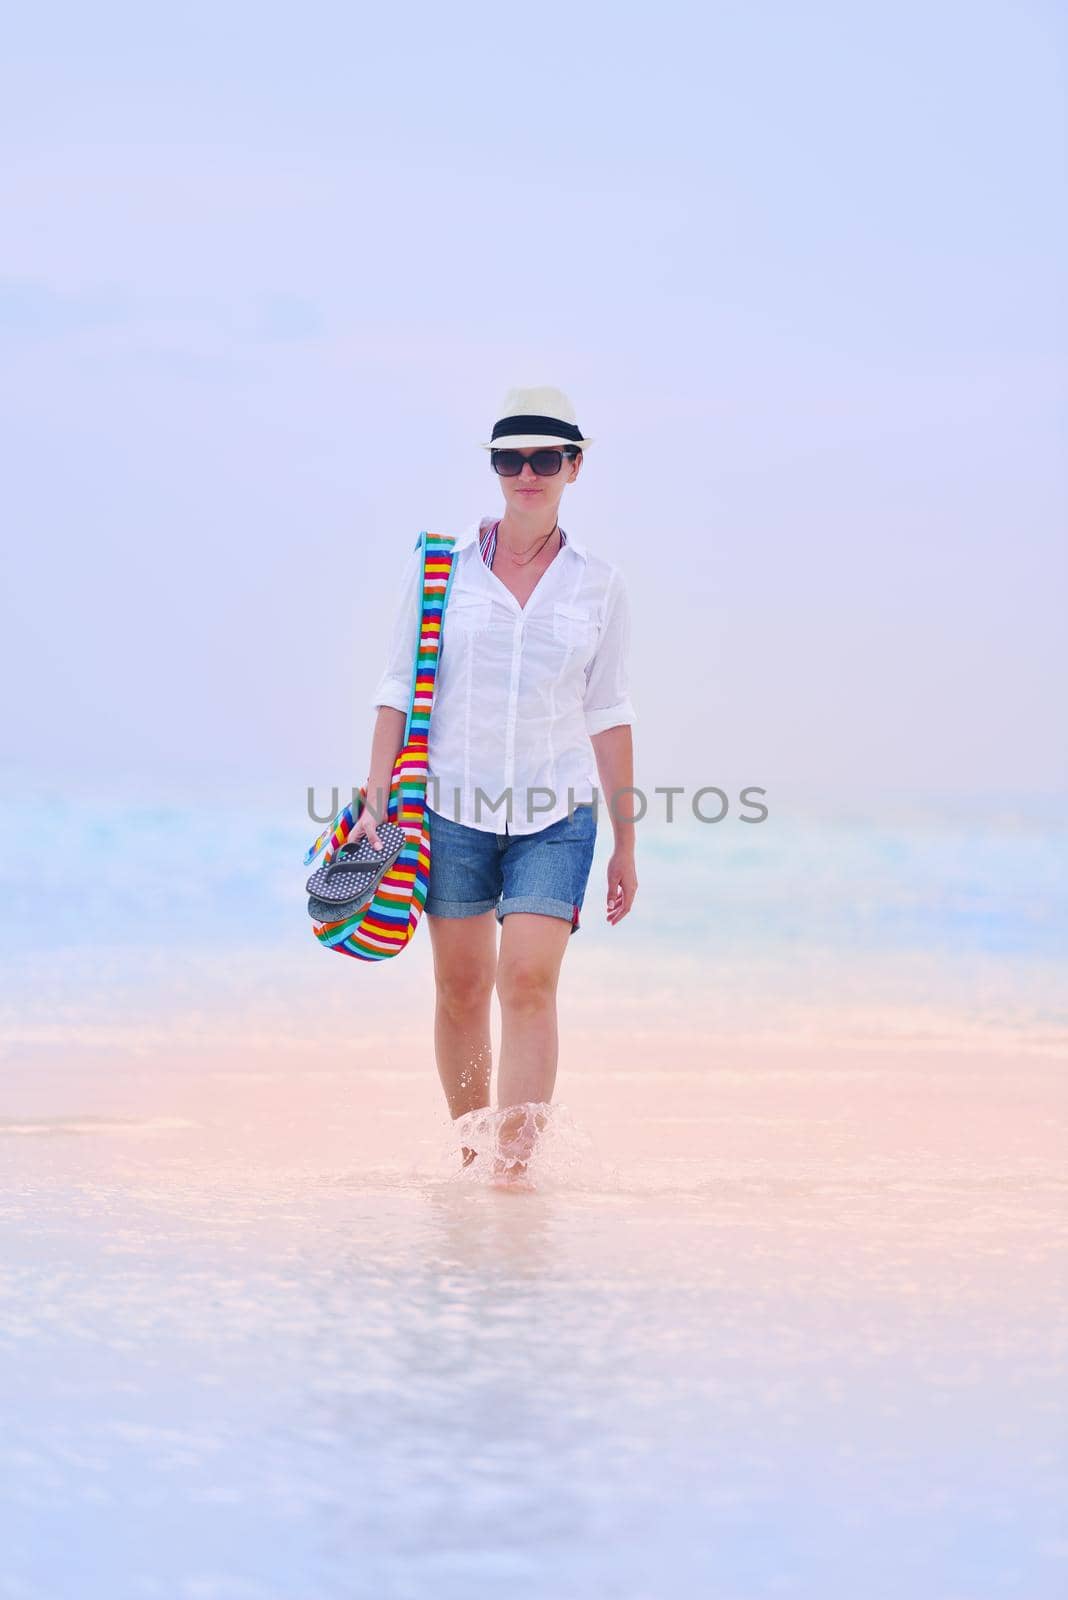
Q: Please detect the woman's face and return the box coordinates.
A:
[498,448,582,517]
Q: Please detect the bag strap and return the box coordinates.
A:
[303,530,458,866]
[402,529,459,747]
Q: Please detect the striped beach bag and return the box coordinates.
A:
[302,530,458,961]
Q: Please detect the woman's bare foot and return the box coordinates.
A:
[498,1105,547,1155]
[490,1158,535,1188]
[492,1103,549,1183]
[492,1150,529,1179]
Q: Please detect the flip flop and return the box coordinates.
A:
[329,821,408,875]
[305,821,409,904]
[305,858,379,903]
[307,881,378,922]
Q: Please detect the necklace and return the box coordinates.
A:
[492,514,560,569]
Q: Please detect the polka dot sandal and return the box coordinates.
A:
[307,882,378,923]
[331,821,408,875]
[304,820,408,905]
[305,858,378,904]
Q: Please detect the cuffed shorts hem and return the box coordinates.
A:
[423,896,498,919]
[497,894,583,935]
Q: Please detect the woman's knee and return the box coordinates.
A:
[432,941,495,1014]
[495,958,558,1011]
[436,971,494,1016]
[428,911,497,1013]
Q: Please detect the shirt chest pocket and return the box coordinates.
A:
[446,596,494,636]
[553,601,598,656]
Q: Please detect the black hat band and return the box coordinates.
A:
[490,414,583,444]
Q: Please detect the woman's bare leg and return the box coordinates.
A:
[494,912,572,1170]
[426,909,498,1163]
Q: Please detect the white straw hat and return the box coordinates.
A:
[480,384,594,451]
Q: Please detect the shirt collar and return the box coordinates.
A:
[454,519,587,560]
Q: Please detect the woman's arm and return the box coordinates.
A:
[590,724,638,923]
[584,569,638,922]
[368,541,423,716]
[362,707,407,840]
[582,568,636,736]
[590,723,636,842]
[358,541,422,843]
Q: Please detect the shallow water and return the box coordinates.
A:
[0,789,1065,1597]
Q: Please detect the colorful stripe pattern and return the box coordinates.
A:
[302,530,458,961]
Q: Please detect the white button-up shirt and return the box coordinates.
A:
[369,516,636,834]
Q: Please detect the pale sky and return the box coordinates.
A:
[2,1,1064,822]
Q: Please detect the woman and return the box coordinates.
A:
[356,385,638,1176]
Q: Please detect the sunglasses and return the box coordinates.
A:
[491,447,578,477]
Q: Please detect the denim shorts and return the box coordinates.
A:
[424,804,597,935]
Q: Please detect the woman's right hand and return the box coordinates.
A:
[349,786,386,852]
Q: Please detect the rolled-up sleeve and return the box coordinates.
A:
[583,567,637,736]
[368,538,423,713]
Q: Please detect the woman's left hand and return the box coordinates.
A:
[606,848,638,925]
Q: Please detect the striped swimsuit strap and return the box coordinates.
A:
[478,518,568,568]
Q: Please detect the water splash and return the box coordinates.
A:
[438,1100,614,1189]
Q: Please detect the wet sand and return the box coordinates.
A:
[2,1006,1065,1599]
